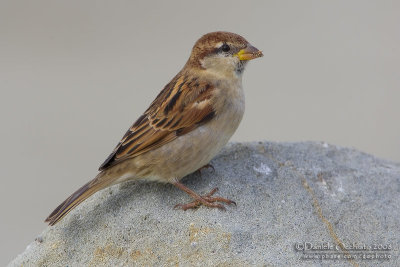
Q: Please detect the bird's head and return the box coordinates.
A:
[186,31,263,78]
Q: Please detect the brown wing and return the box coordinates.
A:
[99,74,216,171]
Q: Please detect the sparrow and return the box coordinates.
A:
[45,31,263,226]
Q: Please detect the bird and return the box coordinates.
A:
[45,31,263,226]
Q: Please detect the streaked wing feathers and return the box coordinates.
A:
[99,74,215,171]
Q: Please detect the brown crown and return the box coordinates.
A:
[186,31,249,68]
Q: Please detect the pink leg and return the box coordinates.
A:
[194,164,215,176]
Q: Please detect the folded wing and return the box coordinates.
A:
[99,74,216,171]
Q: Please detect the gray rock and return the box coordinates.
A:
[8,142,400,266]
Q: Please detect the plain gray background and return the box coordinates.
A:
[1,0,399,264]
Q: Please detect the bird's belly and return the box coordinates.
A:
[133,101,244,182]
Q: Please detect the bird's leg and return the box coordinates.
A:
[173,181,236,211]
[194,163,215,177]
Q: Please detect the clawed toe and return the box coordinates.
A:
[174,199,227,211]
[173,184,235,211]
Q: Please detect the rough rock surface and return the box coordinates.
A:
[9,142,400,266]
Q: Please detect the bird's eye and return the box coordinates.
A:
[221,43,230,52]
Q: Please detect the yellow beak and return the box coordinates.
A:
[235,45,263,61]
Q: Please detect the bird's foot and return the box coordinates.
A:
[174,186,236,211]
[195,163,215,176]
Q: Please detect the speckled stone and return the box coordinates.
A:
[8,142,400,266]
